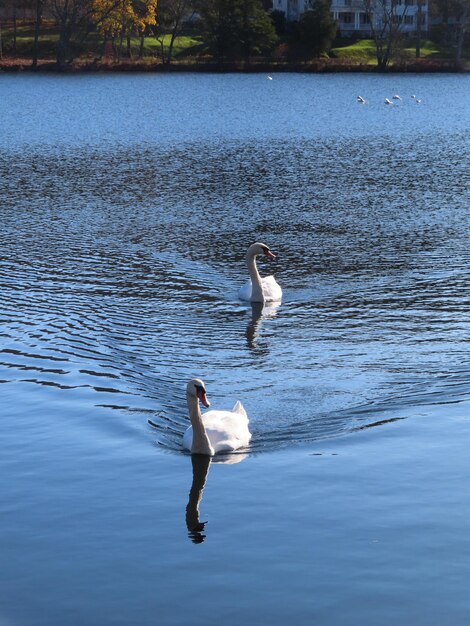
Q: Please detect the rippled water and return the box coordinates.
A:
[2,73,470,454]
[2,73,470,625]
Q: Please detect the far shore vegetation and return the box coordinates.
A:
[0,0,469,72]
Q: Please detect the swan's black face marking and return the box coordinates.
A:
[262,245,276,259]
[194,383,210,407]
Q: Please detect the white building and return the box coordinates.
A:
[273,0,428,35]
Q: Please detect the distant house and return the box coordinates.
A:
[333,0,428,36]
[273,0,429,35]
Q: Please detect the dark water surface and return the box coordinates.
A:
[1,73,470,625]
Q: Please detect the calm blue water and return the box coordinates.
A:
[1,72,470,625]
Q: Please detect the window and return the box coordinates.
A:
[404,14,414,23]
[342,11,353,22]
[360,12,370,23]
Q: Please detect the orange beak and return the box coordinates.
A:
[197,388,210,408]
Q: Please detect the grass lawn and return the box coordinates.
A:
[0,23,204,61]
[133,34,205,59]
[330,38,378,62]
[331,37,468,65]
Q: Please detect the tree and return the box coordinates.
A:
[133,0,158,57]
[196,0,238,60]
[238,0,278,59]
[451,0,470,65]
[429,0,469,65]
[196,0,277,62]
[364,0,409,70]
[155,0,194,64]
[270,9,287,36]
[415,0,423,57]
[32,0,44,67]
[45,0,153,67]
[47,0,101,67]
[295,0,337,57]
[91,0,156,61]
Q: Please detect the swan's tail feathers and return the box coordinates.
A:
[232,401,247,418]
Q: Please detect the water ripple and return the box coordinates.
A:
[1,128,470,453]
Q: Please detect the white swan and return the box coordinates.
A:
[183,379,251,456]
[238,242,282,303]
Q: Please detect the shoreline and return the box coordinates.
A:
[0,56,466,74]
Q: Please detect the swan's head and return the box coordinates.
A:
[187,378,211,408]
[247,242,276,259]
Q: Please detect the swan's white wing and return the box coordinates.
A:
[202,409,251,453]
[238,280,252,301]
[232,400,247,418]
[262,275,282,302]
[239,277,281,302]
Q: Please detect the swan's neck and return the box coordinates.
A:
[187,394,214,456]
[247,252,265,303]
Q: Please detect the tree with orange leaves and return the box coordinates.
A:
[91,0,157,60]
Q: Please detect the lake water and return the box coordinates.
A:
[1,72,470,625]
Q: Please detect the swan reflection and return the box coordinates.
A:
[186,454,211,543]
[185,451,247,544]
[246,301,281,352]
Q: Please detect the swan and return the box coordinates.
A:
[392,94,401,100]
[238,242,282,303]
[385,98,393,105]
[183,379,251,456]
[356,95,366,103]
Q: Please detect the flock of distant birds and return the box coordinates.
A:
[266,76,423,105]
[356,94,423,104]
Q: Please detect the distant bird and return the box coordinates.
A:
[385,98,393,105]
[411,95,416,99]
[267,75,273,80]
[356,95,366,103]
[415,98,422,104]
[392,94,401,100]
